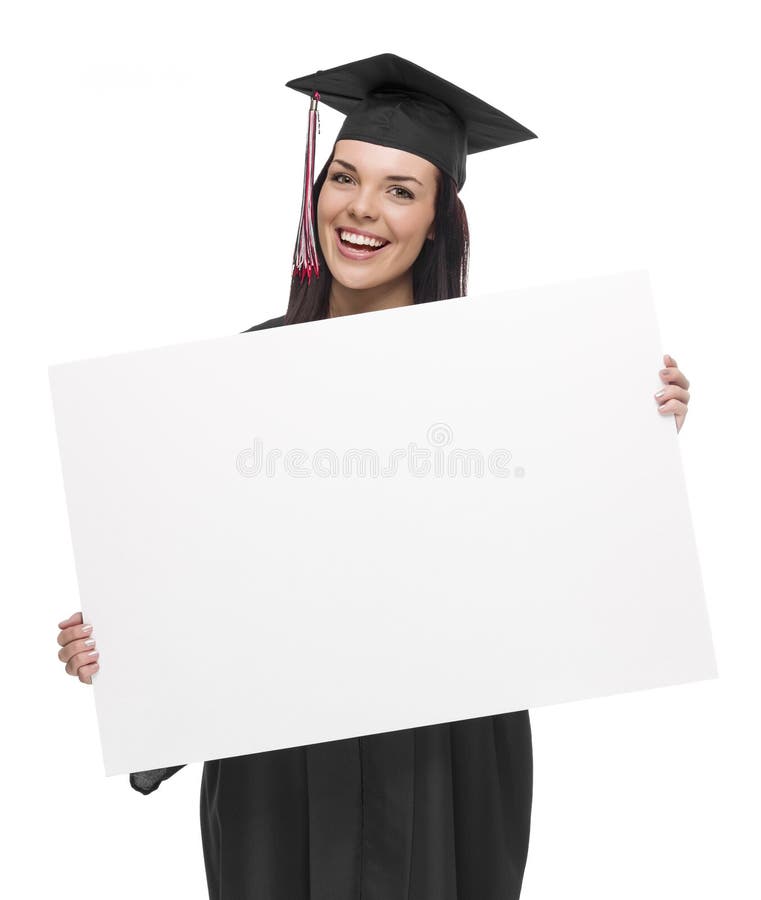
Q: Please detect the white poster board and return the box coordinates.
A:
[48,270,716,776]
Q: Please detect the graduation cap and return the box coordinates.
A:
[286,53,537,283]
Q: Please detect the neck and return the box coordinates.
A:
[327,271,414,319]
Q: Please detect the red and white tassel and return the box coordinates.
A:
[292,90,321,283]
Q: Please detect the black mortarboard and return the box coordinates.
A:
[286,53,537,283]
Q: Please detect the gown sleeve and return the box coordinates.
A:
[130,315,287,796]
[129,765,187,795]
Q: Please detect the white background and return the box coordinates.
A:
[2,1,758,897]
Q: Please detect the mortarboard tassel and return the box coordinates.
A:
[292,91,321,283]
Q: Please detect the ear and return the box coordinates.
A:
[427,227,435,241]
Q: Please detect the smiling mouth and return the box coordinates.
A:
[335,228,390,253]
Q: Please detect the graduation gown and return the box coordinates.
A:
[130,314,534,900]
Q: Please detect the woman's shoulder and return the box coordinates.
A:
[240,314,287,334]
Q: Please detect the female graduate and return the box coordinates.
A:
[56,53,692,900]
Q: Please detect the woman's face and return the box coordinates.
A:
[317,139,438,292]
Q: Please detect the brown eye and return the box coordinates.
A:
[390,186,414,200]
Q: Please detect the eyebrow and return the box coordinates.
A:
[331,158,424,187]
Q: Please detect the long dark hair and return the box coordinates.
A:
[284,147,470,325]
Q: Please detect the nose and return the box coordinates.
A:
[346,186,379,221]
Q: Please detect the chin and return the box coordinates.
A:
[325,256,386,289]
[331,270,385,291]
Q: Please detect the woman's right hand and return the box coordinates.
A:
[57,611,99,684]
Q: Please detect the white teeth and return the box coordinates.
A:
[340,230,386,248]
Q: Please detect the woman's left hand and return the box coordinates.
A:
[655,353,690,433]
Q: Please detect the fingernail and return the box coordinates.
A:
[84,639,96,647]
[82,625,93,634]
[87,650,99,657]
[655,389,665,398]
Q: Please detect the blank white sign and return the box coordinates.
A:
[48,270,716,776]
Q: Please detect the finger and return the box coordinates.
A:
[659,366,690,391]
[58,636,97,664]
[656,399,688,417]
[78,662,100,685]
[57,611,83,630]
[654,385,690,405]
[664,353,677,368]
[57,621,94,647]
[65,648,99,676]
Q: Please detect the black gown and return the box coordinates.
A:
[129,314,534,900]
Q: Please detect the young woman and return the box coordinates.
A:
[56,54,691,900]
